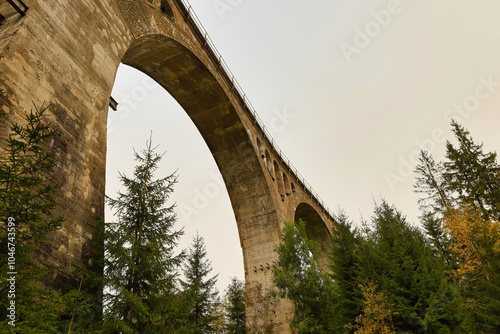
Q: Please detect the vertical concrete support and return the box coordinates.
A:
[0,0,132,285]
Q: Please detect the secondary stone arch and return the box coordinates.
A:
[294,202,331,269]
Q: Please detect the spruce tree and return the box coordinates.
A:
[272,220,336,334]
[224,277,246,334]
[443,121,500,220]
[357,201,444,333]
[208,295,227,333]
[415,121,500,220]
[0,104,64,256]
[180,233,219,333]
[103,137,184,333]
[0,104,65,332]
[328,212,363,332]
[415,122,500,332]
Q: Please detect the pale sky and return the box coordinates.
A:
[106,0,500,292]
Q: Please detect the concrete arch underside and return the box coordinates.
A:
[0,0,336,332]
[294,202,331,270]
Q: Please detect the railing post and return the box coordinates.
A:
[7,0,28,16]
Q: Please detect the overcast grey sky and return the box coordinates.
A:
[106,0,500,292]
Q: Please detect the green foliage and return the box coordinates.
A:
[3,107,498,334]
[420,211,454,266]
[272,220,336,334]
[180,233,219,333]
[357,201,444,332]
[327,212,364,333]
[0,104,66,332]
[0,104,64,250]
[325,202,454,333]
[423,281,466,334]
[415,121,500,332]
[59,274,104,334]
[416,120,500,220]
[103,137,185,333]
[415,150,451,215]
[443,121,500,220]
[224,277,246,334]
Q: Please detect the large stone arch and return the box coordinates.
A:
[121,34,274,227]
[0,0,338,331]
[107,2,289,330]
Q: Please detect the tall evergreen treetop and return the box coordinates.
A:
[104,137,184,333]
[357,201,444,333]
[415,120,500,220]
[443,121,500,220]
[180,232,219,333]
[328,212,363,332]
[415,122,500,332]
[224,277,246,334]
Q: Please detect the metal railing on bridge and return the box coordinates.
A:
[176,0,336,223]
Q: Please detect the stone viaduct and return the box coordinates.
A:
[0,0,336,331]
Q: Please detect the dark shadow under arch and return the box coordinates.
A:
[273,160,285,200]
[294,202,331,269]
[121,34,259,200]
[160,0,174,20]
